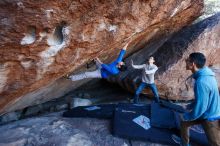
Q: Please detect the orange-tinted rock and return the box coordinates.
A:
[108,13,220,101]
[0,0,203,114]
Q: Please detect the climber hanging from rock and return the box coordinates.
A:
[64,40,131,81]
[131,57,160,103]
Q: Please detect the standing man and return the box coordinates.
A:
[131,57,160,103]
[180,52,220,146]
[66,42,130,81]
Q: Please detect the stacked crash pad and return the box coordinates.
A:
[63,102,208,146]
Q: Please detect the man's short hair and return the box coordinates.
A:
[149,56,154,59]
[189,52,206,68]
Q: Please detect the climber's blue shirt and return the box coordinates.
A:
[183,67,220,121]
[101,49,126,78]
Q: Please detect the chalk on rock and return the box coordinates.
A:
[21,26,36,45]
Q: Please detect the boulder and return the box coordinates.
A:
[0,0,203,114]
[108,13,220,100]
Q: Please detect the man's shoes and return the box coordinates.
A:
[86,59,96,68]
[63,74,70,79]
[134,98,139,104]
[127,98,132,103]
[152,100,161,104]
[172,134,182,145]
[127,98,139,104]
[171,134,190,146]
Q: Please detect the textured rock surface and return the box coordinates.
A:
[0,112,169,146]
[0,0,203,114]
[108,13,220,100]
[0,79,135,125]
[199,0,220,20]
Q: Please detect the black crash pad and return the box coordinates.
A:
[113,103,208,146]
[113,103,178,145]
[151,102,177,129]
[160,100,186,113]
[63,104,116,119]
[63,102,209,146]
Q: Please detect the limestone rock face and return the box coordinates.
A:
[108,13,220,101]
[0,0,203,114]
